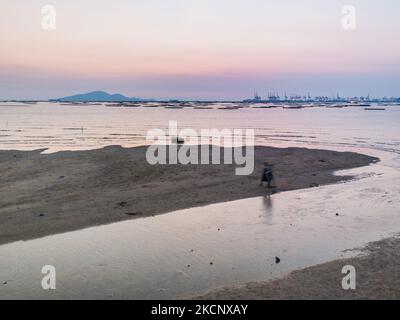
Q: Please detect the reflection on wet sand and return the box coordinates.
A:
[263,193,273,209]
[0,157,399,299]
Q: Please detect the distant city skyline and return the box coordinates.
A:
[1,0,399,100]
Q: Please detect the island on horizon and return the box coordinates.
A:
[50,90,155,102]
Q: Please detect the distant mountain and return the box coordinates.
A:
[53,91,153,102]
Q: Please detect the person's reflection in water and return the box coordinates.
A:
[261,192,274,225]
[263,193,273,210]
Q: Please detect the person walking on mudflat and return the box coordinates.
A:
[260,162,274,188]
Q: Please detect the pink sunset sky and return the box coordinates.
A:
[0,0,399,100]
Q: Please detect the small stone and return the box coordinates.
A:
[124,212,138,216]
[336,213,339,216]
[39,214,45,217]
[275,257,281,264]
[209,262,214,265]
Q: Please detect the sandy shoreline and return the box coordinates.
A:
[195,236,400,300]
[0,145,377,245]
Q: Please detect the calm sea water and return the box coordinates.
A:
[0,102,399,154]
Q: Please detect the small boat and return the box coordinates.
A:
[178,102,192,107]
[364,108,386,111]
[254,106,273,109]
[217,106,241,110]
[283,105,303,109]
[348,103,371,107]
[105,103,124,107]
[326,104,345,108]
[121,103,140,107]
[141,104,160,108]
